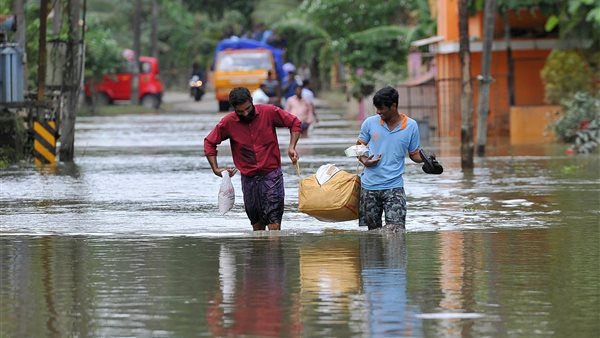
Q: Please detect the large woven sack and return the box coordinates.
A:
[298,168,360,222]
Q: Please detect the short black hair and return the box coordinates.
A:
[373,86,399,109]
[229,87,252,106]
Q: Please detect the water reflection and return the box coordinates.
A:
[359,233,423,337]
[1,229,599,337]
[207,238,300,337]
[299,236,361,335]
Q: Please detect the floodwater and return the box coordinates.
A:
[1,93,599,337]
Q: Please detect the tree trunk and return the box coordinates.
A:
[476,0,497,156]
[58,0,82,162]
[37,0,49,101]
[131,0,141,105]
[151,0,159,58]
[459,0,474,170]
[504,10,515,106]
[13,0,27,92]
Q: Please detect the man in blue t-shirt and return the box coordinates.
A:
[356,86,424,231]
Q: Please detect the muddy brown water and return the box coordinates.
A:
[1,94,599,337]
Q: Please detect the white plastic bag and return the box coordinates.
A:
[344,144,369,157]
[218,173,235,214]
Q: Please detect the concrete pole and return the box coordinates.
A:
[131,0,141,105]
[13,0,28,91]
[58,0,81,162]
[476,0,497,156]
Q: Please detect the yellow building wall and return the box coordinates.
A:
[510,106,562,144]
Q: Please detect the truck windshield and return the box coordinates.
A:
[216,52,272,71]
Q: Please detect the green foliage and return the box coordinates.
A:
[274,0,419,96]
[541,50,593,105]
[182,0,257,21]
[0,111,29,166]
[348,72,375,100]
[251,0,299,27]
[84,18,121,79]
[298,0,411,39]
[496,0,600,48]
[343,26,410,71]
[553,91,600,153]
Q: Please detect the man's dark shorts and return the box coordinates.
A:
[241,168,285,226]
[359,187,406,230]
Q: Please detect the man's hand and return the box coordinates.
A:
[419,149,443,174]
[216,167,238,177]
[288,148,299,164]
[359,154,382,167]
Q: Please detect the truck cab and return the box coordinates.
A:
[212,38,284,111]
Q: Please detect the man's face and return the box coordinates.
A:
[234,100,256,123]
[376,103,398,122]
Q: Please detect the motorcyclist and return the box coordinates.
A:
[190,62,206,100]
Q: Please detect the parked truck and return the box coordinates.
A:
[212,38,284,111]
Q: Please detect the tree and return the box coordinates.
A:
[58,0,84,162]
[459,0,474,170]
[274,0,415,93]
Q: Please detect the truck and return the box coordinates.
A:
[84,56,164,109]
[212,38,285,111]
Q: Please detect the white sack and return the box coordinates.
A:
[315,164,340,186]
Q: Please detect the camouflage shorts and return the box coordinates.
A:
[359,187,407,230]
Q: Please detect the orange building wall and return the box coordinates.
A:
[434,1,553,139]
[436,49,550,139]
[437,0,459,41]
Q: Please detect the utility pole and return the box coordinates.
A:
[59,0,82,162]
[131,0,141,105]
[476,0,497,156]
[459,0,474,170]
[51,0,62,35]
[13,0,27,91]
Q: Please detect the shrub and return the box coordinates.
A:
[554,91,600,154]
[541,50,594,105]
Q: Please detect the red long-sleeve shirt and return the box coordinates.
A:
[204,104,302,176]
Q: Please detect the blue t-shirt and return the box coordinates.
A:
[358,114,420,190]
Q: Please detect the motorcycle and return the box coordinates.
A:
[189,75,205,102]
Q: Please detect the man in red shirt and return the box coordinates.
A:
[204,87,302,231]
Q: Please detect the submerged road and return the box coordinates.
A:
[1,90,597,235]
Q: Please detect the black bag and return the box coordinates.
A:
[419,149,443,175]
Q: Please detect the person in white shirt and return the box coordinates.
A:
[251,83,270,104]
[301,79,318,125]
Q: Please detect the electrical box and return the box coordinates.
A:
[0,43,25,103]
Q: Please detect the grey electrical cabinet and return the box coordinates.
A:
[0,43,25,103]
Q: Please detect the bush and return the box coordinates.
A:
[541,50,594,105]
[554,91,600,154]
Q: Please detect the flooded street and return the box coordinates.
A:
[1,92,599,337]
